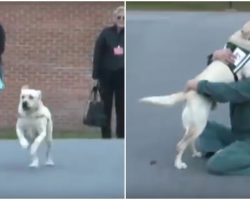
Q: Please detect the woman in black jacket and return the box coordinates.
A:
[0,23,5,89]
[92,6,124,138]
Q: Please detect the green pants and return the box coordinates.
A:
[198,121,250,175]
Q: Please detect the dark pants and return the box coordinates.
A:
[198,121,250,175]
[99,69,124,139]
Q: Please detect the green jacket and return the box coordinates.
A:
[198,78,250,134]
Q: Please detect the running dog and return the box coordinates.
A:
[16,85,54,168]
[140,21,250,169]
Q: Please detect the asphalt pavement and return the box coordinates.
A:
[126,10,250,198]
[0,139,124,198]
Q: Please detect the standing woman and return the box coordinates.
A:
[0,23,5,89]
[92,6,125,139]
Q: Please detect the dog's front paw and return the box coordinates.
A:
[20,139,29,149]
[175,160,187,169]
[45,159,55,167]
[192,151,202,158]
[29,158,39,168]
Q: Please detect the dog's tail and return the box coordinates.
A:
[139,92,186,107]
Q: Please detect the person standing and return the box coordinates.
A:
[92,6,124,138]
[0,23,5,89]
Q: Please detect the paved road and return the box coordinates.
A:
[126,11,250,198]
[0,139,124,198]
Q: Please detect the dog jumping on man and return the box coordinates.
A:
[140,21,250,170]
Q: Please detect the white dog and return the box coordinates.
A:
[140,21,250,170]
[16,85,54,168]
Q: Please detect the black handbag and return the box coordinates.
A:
[83,85,106,127]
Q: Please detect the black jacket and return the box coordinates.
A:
[92,25,124,80]
[0,24,5,58]
[0,24,5,79]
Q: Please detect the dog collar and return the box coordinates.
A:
[17,113,47,119]
[225,42,250,81]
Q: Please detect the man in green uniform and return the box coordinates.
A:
[186,49,250,175]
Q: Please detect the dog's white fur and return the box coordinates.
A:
[16,85,54,168]
[140,21,250,169]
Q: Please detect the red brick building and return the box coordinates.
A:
[0,1,123,133]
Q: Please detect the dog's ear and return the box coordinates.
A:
[37,90,42,100]
[241,21,250,37]
[21,85,29,90]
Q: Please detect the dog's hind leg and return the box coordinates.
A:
[175,127,194,169]
[175,125,206,169]
[45,139,54,166]
[45,118,54,166]
[191,140,202,158]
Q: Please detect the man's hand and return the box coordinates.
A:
[185,79,199,92]
[212,49,236,64]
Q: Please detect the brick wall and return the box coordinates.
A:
[0,1,123,132]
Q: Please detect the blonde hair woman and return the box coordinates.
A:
[92,6,124,138]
